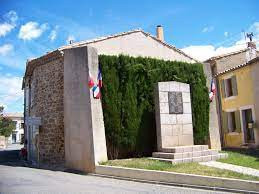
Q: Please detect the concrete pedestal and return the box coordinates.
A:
[64,46,107,173]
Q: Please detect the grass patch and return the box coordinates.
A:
[101,158,259,181]
[219,150,259,170]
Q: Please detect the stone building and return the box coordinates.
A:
[205,42,259,148]
[216,57,259,148]
[22,26,219,166]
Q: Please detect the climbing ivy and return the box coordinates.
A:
[99,55,209,159]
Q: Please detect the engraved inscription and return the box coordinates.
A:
[168,92,183,114]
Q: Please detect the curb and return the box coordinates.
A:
[95,165,259,193]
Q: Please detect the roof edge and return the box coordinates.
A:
[215,56,259,77]
[205,48,248,62]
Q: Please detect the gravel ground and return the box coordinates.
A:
[200,161,259,177]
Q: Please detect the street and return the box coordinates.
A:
[0,145,232,194]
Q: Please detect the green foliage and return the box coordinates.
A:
[0,106,15,137]
[99,55,209,159]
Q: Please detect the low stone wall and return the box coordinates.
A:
[0,136,7,149]
[95,165,259,192]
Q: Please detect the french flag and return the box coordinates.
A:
[211,79,216,95]
[93,85,101,99]
[88,72,95,88]
[209,79,216,102]
[97,65,102,88]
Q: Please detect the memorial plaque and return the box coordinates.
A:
[168,92,183,114]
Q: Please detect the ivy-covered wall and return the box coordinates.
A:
[99,55,209,159]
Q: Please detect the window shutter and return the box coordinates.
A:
[222,111,228,133]
[235,110,241,133]
[231,76,238,96]
[220,79,226,98]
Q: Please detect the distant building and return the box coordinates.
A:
[216,57,259,148]
[205,41,259,148]
[3,113,24,144]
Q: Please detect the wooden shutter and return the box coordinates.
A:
[235,110,241,133]
[222,111,228,133]
[220,79,226,98]
[231,75,238,96]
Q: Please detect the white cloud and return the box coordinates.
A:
[248,22,259,40]
[224,32,229,37]
[0,44,13,56]
[4,10,18,23]
[0,75,23,112]
[66,35,75,44]
[182,22,259,61]
[48,25,58,41]
[182,43,246,61]
[0,10,18,37]
[18,22,48,40]
[0,23,14,37]
[202,26,214,33]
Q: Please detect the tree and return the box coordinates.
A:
[0,106,15,137]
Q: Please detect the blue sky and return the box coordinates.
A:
[0,0,258,112]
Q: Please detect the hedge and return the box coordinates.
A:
[99,55,209,159]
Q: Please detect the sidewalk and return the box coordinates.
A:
[200,161,259,177]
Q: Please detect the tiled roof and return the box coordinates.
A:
[215,56,259,76]
[204,49,248,62]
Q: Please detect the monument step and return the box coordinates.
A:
[161,145,209,153]
[152,149,218,159]
[150,153,228,164]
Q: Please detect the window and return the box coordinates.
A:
[21,123,24,129]
[222,110,241,133]
[221,75,238,98]
[227,112,236,132]
[225,78,233,97]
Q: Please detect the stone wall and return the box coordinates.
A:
[203,63,222,150]
[0,136,7,149]
[29,53,64,164]
[64,46,107,173]
[251,60,259,146]
[215,51,246,74]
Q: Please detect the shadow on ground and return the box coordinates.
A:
[0,148,29,167]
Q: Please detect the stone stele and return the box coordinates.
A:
[154,81,193,151]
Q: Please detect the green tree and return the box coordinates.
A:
[0,106,15,137]
[99,55,210,159]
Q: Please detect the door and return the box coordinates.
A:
[12,132,17,143]
[242,109,255,143]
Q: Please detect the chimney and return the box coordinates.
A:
[246,41,257,62]
[156,25,164,42]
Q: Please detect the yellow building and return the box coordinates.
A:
[217,57,259,148]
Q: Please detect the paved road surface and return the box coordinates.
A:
[0,144,233,194]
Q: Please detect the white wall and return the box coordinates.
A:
[87,32,195,63]
[7,117,24,144]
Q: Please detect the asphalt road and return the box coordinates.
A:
[0,145,233,194]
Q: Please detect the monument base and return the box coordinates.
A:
[151,145,227,164]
